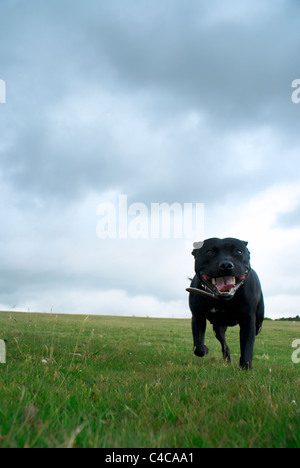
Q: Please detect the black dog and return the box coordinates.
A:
[187,237,264,370]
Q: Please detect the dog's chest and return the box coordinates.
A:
[210,307,223,314]
[206,305,238,327]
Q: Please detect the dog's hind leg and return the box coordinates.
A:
[213,325,231,362]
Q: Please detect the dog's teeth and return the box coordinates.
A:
[212,278,216,285]
[232,277,236,285]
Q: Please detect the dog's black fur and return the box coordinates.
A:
[189,237,264,370]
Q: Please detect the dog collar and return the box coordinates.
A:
[186,270,250,301]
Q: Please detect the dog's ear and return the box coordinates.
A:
[242,241,251,261]
[192,241,204,256]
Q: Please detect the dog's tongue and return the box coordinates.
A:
[216,276,235,292]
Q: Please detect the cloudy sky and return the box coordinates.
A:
[0,0,300,319]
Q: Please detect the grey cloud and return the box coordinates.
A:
[1,0,300,205]
[275,202,300,228]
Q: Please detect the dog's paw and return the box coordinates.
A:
[223,345,231,362]
[194,345,209,357]
[239,358,252,370]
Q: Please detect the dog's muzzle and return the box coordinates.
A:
[186,270,250,300]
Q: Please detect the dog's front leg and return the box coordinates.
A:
[239,317,256,370]
[192,313,209,357]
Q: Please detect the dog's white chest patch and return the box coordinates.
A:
[210,308,218,313]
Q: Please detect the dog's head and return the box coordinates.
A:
[192,237,251,295]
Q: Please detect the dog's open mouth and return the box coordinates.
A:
[202,274,247,293]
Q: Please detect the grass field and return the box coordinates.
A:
[0,311,299,448]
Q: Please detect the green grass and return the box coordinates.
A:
[0,311,299,448]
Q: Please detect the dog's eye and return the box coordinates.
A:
[235,249,243,255]
[206,249,215,256]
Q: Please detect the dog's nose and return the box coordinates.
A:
[218,260,234,271]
